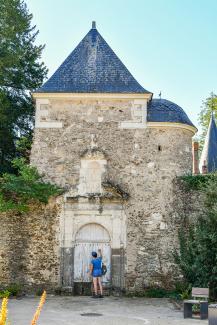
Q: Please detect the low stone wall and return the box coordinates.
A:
[0,199,61,293]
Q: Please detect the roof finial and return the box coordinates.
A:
[92,21,96,29]
[158,91,162,100]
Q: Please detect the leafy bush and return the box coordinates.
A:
[0,283,22,298]
[179,285,192,300]
[0,290,10,298]
[175,175,217,299]
[7,283,21,296]
[142,288,180,300]
[174,281,190,295]
[144,288,168,298]
[180,174,214,190]
[192,304,200,313]
[0,158,63,212]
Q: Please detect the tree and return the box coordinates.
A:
[0,0,47,173]
[175,175,217,299]
[199,92,217,144]
[0,158,62,212]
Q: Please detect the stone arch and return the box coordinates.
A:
[75,223,111,243]
[74,223,111,283]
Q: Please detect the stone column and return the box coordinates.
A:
[111,247,125,295]
[60,246,74,293]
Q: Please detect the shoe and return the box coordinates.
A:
[91,295,99,298]
[99,295,104,298]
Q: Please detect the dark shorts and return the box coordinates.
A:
[92,269,102,277]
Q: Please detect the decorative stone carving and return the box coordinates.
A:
[119,99,147,129]
[78,148,107,195]
[35,99,63,128]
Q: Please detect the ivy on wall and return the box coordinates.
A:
[180,174,215,190]
[0,158,63,212]
[175,173,217,299]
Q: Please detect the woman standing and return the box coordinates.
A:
[89,249,103,298]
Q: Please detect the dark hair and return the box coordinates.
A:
[92,251,97,258]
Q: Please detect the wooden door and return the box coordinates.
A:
[74,223,111,283]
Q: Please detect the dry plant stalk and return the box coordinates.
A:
[31,291,46,325]
[0,297,8,325]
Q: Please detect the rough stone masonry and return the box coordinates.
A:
[30,96,195,293]
[0,23,198,294]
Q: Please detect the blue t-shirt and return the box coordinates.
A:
[91,257,102,277]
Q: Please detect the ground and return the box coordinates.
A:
[8,296,208,325]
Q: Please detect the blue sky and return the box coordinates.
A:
[26,0,217,133]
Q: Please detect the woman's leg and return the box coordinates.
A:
[93,277,98,295]
[97,277,103,295]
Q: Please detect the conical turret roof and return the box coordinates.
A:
[37,22,151,94]
[199,113,217,173]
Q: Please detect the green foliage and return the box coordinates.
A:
[144,288,170,298]
[175,176,217,299]
[198,92,217,145]
[192,304,200,313]
[16,135,32,162]
[178,285,192,300]
[0,283,22,297]
[126,287,181,300]
[147,288,180,300]
[180,174,214,190]
[35,288,44,296]
[0,290,11,298]
[174,225,200,285]
[0,0,47,173]
[174,281,190,294]
[6,283,21,296]
[0,158,62,212]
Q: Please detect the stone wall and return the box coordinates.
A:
[0,199,60,293]
[29,97,195,292]
[0,181,202,293]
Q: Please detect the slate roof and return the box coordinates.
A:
[147,98,195,128]
[37,23,151,94]
[199,113,217,173]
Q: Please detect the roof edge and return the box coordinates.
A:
[147,121,197,134]
[32,92,152,100]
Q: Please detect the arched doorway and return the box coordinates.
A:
[74,223,111,283]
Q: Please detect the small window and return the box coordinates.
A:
[158,145,162,152]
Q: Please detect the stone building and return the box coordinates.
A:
[30,22,197,294]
